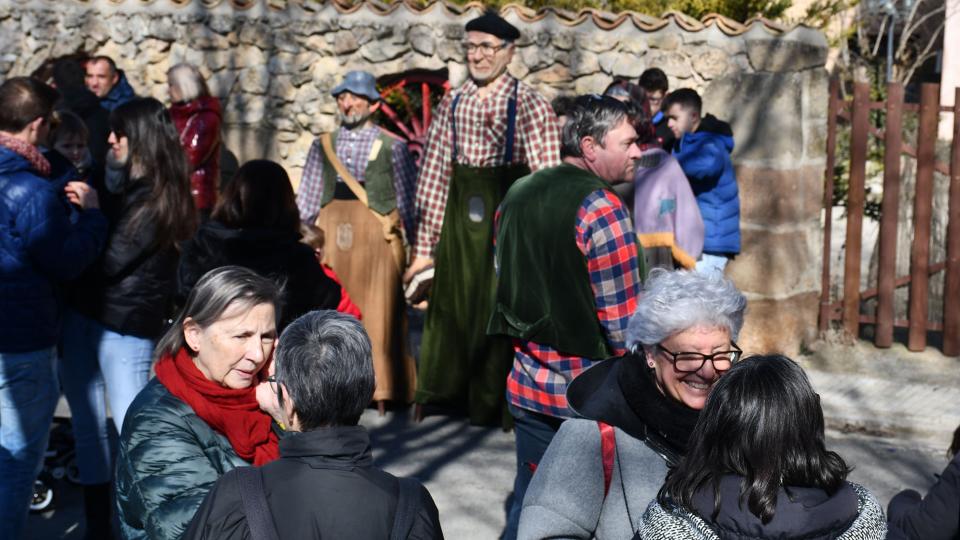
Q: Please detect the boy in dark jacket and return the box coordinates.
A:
[184,311,443,540]
[664,88,741,275]
[0,77,107,539]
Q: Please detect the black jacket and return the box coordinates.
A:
[177,220,340,328]
[183,425,444,540]
[887,452,960,540]
[57,84,111,163]
[70,181,178,338]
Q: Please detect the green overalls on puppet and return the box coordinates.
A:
[415,80,528,427]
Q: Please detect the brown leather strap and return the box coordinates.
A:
[319,132,406,272]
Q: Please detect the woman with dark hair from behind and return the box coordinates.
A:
[178,159,341,328]
[59,96,196,539]
[886,424,960,540]
[638,355,886,539]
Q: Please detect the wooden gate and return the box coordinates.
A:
[819,80,960,355]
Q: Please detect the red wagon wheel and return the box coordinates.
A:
[377,70,450,167]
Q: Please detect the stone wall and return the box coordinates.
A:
[0,0,829,356]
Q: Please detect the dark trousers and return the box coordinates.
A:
[503,404,564,540]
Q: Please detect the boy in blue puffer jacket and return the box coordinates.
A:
[664,89,740,275]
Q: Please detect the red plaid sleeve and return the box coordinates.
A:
[412,93,454,259]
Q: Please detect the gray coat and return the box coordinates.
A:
[518,418,670,539]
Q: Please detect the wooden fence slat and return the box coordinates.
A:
[908,83,941,351]
[875,83,904,348]
[820,78,841,332]
[842,82,871,337]
[944,88,960,356]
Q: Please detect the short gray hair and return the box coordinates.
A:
[167,63,209,102]
[274,310,374,429]
[626,268,747,351]
[560,94,631,158]
[155,266,283,359]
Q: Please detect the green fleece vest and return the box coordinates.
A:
[319,130,397,215]
[488,163,623,359]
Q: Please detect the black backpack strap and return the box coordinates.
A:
[236,467,281,540]
[390,477,421,540]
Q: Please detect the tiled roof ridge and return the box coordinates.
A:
[82,0,804,36]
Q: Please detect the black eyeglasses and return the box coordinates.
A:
[461,41,509,56]
[266,375,281,399]
[656,342,742,373]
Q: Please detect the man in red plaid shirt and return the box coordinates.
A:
[490,95,645,539]
[404,11,561,427]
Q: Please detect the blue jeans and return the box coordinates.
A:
[0,347,59,539]
[504,403,564,540]
[695,253,730,276]
[60,309,153,485]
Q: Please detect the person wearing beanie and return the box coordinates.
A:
[405,10,562,429]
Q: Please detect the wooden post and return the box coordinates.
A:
[820,78,841,332]
[842,82,870,337]
[944,87,960,356]
[908,83,941,351]
[875,83,904,347]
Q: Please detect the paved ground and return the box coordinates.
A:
[24,337,959,539]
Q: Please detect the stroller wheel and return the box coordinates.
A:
[30,480,54,512]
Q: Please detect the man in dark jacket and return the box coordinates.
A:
[0,77,107,540]
[184,310,444,540]
[85,55,136,112]
[664,88,740,275]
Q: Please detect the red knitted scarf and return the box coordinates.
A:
[154,348,279,466]
[0,133,51,177]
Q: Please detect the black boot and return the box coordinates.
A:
[83,482,113,540]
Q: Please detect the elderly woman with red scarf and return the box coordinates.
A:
[116,266,282,540]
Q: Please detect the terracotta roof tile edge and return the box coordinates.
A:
[30,0,821,35]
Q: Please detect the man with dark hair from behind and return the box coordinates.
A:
[184,310,444,540]
[85,55,136,111]
[0,77,107,539]
[53,57,111,161]
[663,88,740,275]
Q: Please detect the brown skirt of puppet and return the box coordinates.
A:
[316,199,416,404]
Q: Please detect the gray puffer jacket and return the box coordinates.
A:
[519,418,669,539]
[116,378,250,540]
[637,481,887,540]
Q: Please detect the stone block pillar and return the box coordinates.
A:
[703,35,829,356]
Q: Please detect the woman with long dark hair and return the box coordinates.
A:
[60,97,196,539]
[638,355,886,539]
[177,159,341,328]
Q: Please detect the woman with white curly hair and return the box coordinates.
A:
[517,268,747,540]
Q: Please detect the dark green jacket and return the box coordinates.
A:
[489,163,622,359]
[116,378,249,540]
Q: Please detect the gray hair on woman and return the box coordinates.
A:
[560,94,631,158]
[626,268,747,352]
[167,62,209,102]
[274,310,375,429]
[155,266,283,358]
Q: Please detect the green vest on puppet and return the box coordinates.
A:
[319,130,397,215]
[488,163,643,360]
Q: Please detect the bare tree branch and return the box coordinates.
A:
[896,4,946,60]
[898,20,944,83]
[872,14,889,57]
